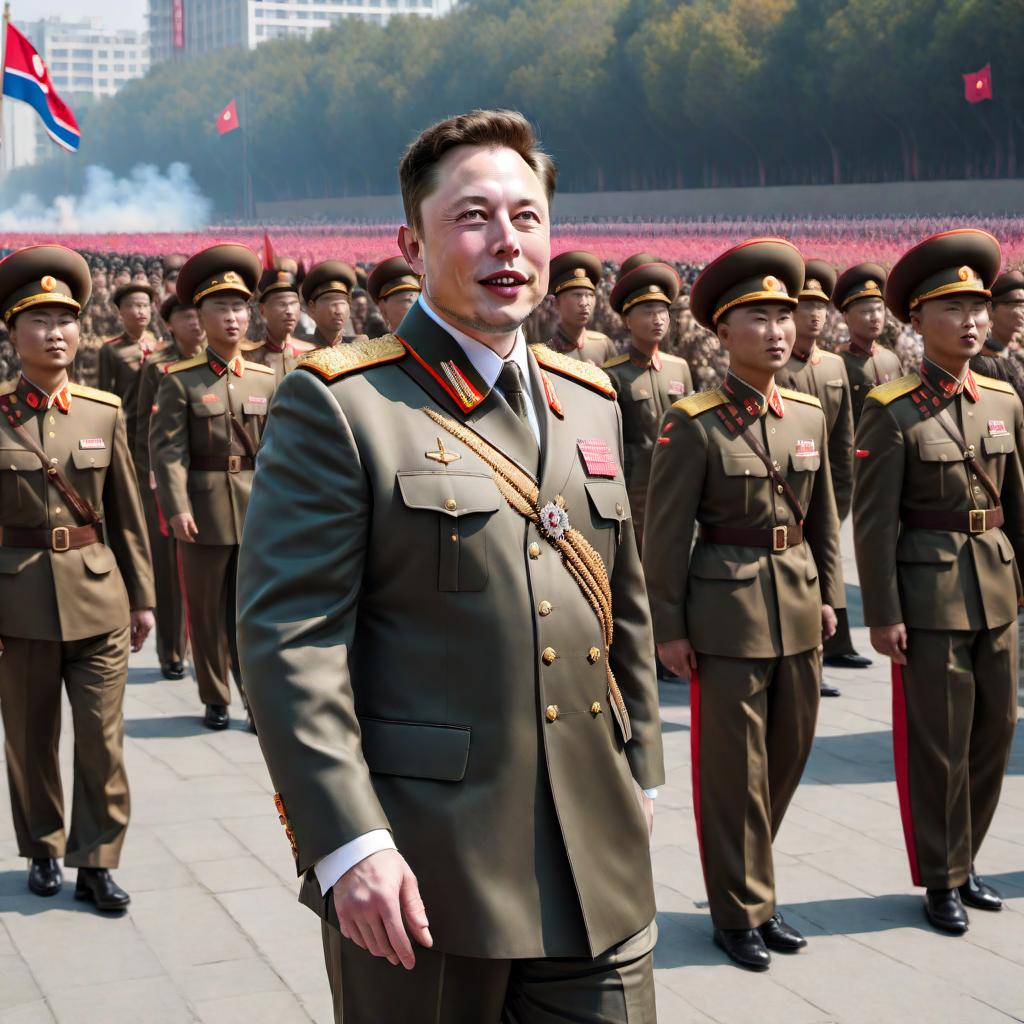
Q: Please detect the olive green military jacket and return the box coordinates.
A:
[133,341,187,483]
[602,346,693,547]
[841,341,904,424]
[241,337,315,384]
[0,378,155,641]
[237,302,663,960]
[853,363,1024,631]
[547,327,616,366]
[643,373,844,658]
[151,350,277,546]
[776,344,855,520]
[97,332,157,398]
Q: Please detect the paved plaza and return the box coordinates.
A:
[2,524,1023,1023]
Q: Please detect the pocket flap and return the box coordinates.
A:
[584,479,630,522]
[982,434,1014,456]
[81,543,116,575]
[360,717,470,782]
[396,471,500,517]
[917,435,961,462]
[242,401,268,416]
[0,449,42,472]
[71,446,112,469]
[825,379,844,388]
[628,377,653,401]
[790,451,821,472]
[720,451,768,478]
[190,399,225,418]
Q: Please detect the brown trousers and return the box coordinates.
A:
[140,485,187,667]
[894,624,1018,889]
[321,921,656,1024]
[178,542,242,707]
[692,649,820,930]
[0,627,130,867]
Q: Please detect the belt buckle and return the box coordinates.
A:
[51,526,71,552]
[227,455,242,473]
[969,508,987,533]
[772,525,788,552]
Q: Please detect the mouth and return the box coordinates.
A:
[961,333,979,345]
[478,270,530,298]
[766,346,786,357]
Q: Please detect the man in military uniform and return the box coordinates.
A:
[544,250,616,365]
[243,266,313,382]
[151,244,277,731]
[238,109,663,1022]
[854,229,1023,935]
[0,245,155,910]
[366,255,421,335]
[970,270,1024,404]
[134,294,206,680]
[603,254,692,550]
[835,264,904,425]
[776,260,865,685]
[644,239,843,971]
[301,261,367,348]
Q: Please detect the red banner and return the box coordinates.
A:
[172,0,185,50]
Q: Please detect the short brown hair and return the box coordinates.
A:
[399,109,557,233]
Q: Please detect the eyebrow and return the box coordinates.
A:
[444,193,543,214]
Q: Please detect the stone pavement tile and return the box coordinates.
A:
[297,988,335,1024]
[114,859,194,895]
[129,778,271,828]
[236,760,276,794]
[0,1001,57,1024]
[47,976,193,1024]
[0,952,43,1010]
[132,734,240,779]
[798,834,924,898]
[273,955,330,1008]
[154,818,248,864]
[190,854,280,894]
[170,956,286,1004]
[654,984,718,1023]
[194,990,313,1024]
[651,845,706,902]
[218,886,322,969]
[220,817,297,885]
[771,861,873,912]
[207,730,270,766]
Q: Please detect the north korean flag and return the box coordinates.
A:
[2,21,81,152]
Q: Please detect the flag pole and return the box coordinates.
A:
[0,3,10,164]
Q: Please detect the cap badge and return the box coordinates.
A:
[223,271,242,285]
[762,275,779,292]
[648,284,658,293]
[958,266,973,282]
[806,279,820,291]
[40,276,56,292]
[574,268,586,278]
[277,270,289,282]
[864,280,879,291]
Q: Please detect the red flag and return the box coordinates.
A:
[963,64,993,103]
[262,231,275,270]
[216,99,239,134]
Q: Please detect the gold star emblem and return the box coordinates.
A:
[763,275,779,292]
[40,276,56,292]
[864,280,879,291]
[223,271,242,284]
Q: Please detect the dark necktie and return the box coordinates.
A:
[498,360,531,426]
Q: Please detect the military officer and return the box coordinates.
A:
[300,260,367,348]
[603,253,692,550]
[366,255,421,335]
[970,270,1024,404]
[854,229,1023,935]
[644,238,843,971]
[544,250,616,365]
[238,109,663,1022]
[134,293,206,679]
[0,245,155,910]
[151,244,277,731]
[776,260,865,683]
[835,264,904,424]
[243,266,314,382]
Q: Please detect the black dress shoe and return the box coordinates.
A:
[759,913,808,952]
[74,868,130,911]
[713,928,771,971]
[924,888,969,934]
[820,682,842,697]
[161,660,186,680]
[959,868,1002,911]
[823,652,873,669]
[203,704,230,730]
[27,857,62,897]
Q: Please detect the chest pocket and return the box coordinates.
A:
[71,446,113,470]
[242,400,268,417]
[190,398,225,417]
[789,450,821,472]
[0,448,42,519]
[982,434,1014,456]
[628,377,654,402]
[917,435,962,463]
[720,451,768,477]
[397,470,501,592]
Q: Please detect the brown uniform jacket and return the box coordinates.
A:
[241,337,313,384]
[237,303,663,960]
[151,350,277,546]
[643,373,844,658]
[853,363,1024,631]
[546,327,616,366]
[841,341,904,424]
[133,341,190,482]
[776,345,855,520]
[0,377,154,641]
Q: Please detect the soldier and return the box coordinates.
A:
[238,109,663,1021]
[300,261,367,348]
[854,229,1023,935]
[970,270,1024,404]
[151,244,277,731]
[366,255,420,335]
[835,264,904,425]
[134,294,207,680]
[0,245,155,910]
[644,238,843,971]
[603,254,692,551]
[544,251,616,365]
[776,260,866,684]
[243,266,314,383]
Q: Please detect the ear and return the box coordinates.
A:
[716,319,731,349]
[398,225,425,277]
[909,311,922,334]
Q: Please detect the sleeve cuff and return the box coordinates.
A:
[642,788,658,799]
[314,829,396,897]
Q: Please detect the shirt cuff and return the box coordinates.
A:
[314,829,396,897]
[642,788,658,799]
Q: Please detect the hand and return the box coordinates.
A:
[870,623,908,665]
[657,639,697,681]
[332,849,432,970]
[821,604,838,641]
[635,783,654,838]
[170,512,198,543]
[130,610,155,652]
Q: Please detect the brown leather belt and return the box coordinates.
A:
[1,524,102,552]
[190,455,254,473]
[901,506,1004,534]
[700,523,804,552]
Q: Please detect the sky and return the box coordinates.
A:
[23,0,147,33]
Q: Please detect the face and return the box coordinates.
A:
[310,292,350,336]
[379,289,418,331]
[199,294,249,346]
[843,296,885,344]
[168,307,206,355]
[624,301,670,347]
[260,291,300,339]
[113,269,131,287]
[911,295,990,364]
[351,294,369,320]
[555,287,595,332]
[992,292,1024,342]
[9,305,80,375]
[716,302,795,376]
[794,298,828,341]
[164,271,179,296]
[399,144,549,345]
[118,293,152,333]
[91,268,107,290]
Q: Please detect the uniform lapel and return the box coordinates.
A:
[532,352,581,500]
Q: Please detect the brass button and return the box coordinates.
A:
[54,507,62,515]
[615,502,624,516]
[538,600,552,617]
[776,484,784,494]
[444,498,457,511]
[48,432,55,438]
[545,704,559,722]
[968,444,976,451]
[587,647,601,664]
[591,701,602,715]
[744,469,750,476]
[450,532,458,542]
[542,647,557,665]
[48,416,55,425]
[528,542,541,559]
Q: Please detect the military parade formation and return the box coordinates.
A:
[0,108,1021,1021]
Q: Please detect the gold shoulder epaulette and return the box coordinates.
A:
[166,354,208,375]
[867,373,920,406]
[817,349,843,363]
[602,353,630,369]
[778,386,822,409]
[298,336,406,382]
[0,379,17,397]
[102,334,126,345]
[243,360,274,375]
[586,329,611,342]
[240,340,262,352]
[68,383,121,407]
[974,373,1015,395]
[530,344,615,398]
[674,388,727,417]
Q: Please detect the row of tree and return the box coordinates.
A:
[8,0,1023,216]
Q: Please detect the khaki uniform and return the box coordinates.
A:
[546,326,616,366]
[0,377,154,866]
[841,341,903,424]
[97,331,158,450]
[241,338,311,383]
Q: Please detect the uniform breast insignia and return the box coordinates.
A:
[794,439,817,457]
[246,395,268,406]
[78,438,106,450]
[530,344,616,399]
[201,393,220,404]
[668,380,687,396]
[577,438,618,478]
[988,419,1008,437]
[425,437,461,465]
[538,498,570,541]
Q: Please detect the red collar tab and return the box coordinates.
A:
[768,386,785,418]
[539,369,563,418]
[16,376,71,413]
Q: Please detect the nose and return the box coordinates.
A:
[489,211,521,262]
